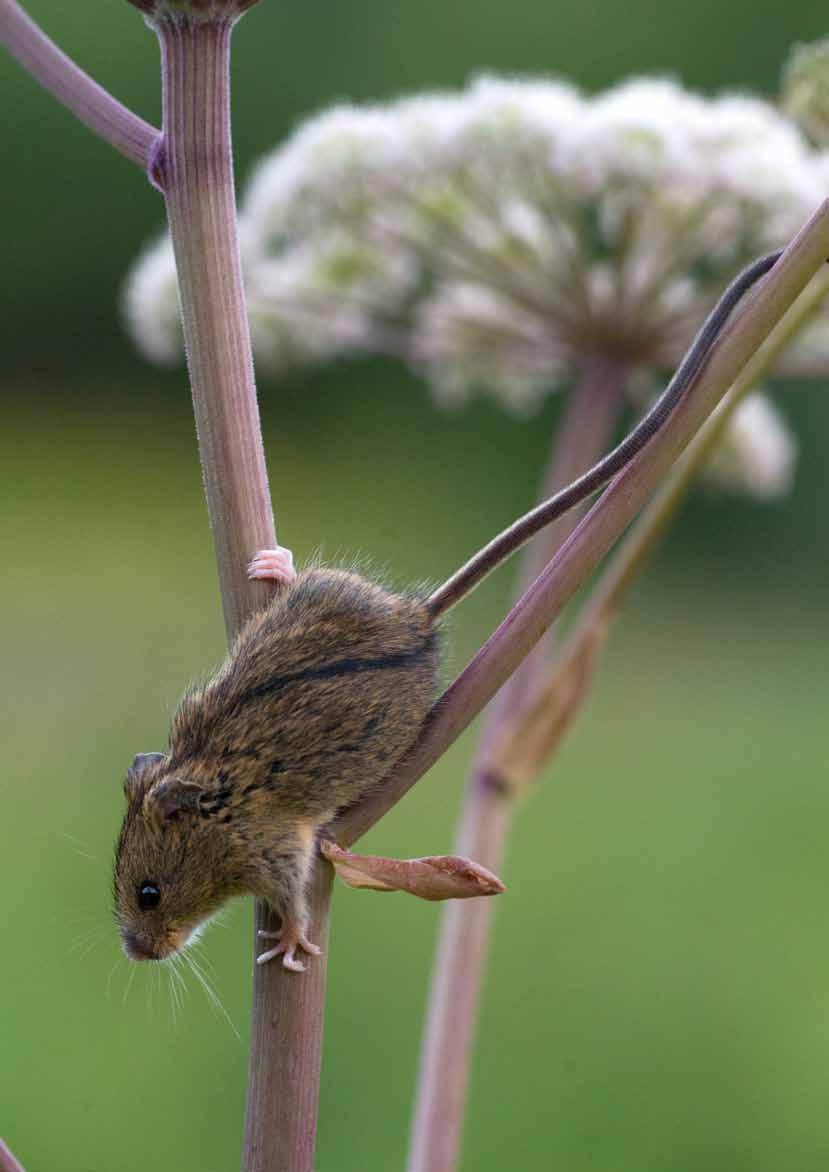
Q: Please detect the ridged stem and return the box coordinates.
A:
[152,14,328,1172]
[0,0,157,168]
[407,356,627,1172]
[156,14,276,635]
[244,867,333,1172]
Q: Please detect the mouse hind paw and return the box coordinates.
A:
[256,925,322,973]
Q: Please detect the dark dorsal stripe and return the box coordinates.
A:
[234,632,437,710]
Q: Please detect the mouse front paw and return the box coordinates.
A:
[247,546,297,586]
[256,925,322,973]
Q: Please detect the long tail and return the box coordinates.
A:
[426,250,781,620]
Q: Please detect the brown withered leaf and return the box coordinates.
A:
[489,606,614,791]
[320,840,505,901]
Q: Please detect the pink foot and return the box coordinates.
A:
[247,546,297,586]
[256,926,322,973]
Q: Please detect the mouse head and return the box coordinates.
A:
[113,752,242,961]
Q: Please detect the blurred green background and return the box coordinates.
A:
[2,2,829,1171]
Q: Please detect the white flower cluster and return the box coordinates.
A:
[125,234,181,366]
[704,392,797,500]
[125,74,826,496]
[782,39,829,147]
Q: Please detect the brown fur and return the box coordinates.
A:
[113,569,440,960]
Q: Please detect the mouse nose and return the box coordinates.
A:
[122,931,158,961]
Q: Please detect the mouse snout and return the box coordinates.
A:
[121,930,160,961]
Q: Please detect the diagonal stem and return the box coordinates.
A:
[552,268,829,688]
[334,199,829,849]
[488,274,829,793]
[0,0,157,168]
[0,1140,26,1172]
[478,355,628,740]
[407,355,627,1172]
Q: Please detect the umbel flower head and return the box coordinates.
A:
[125,74,826,494]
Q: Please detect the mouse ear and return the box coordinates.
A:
[124,752,167,800]
[149,777,203,823]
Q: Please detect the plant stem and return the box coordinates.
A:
[150,12,328,1172]
[483,355,628,739]
[407,355,627,1172]
[488,274,829,792]
[564,269,829,649]
[0,0,157,168]
[245,865,333,1172]
[155,13,275,637]
[0,1140,25,1172]
[334,199,829,849]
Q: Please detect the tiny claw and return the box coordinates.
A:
[246,546,296,586]
[256,925,321,972]
[257,945,306,971]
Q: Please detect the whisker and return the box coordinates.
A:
[183,949,239,1040]
[146,962,155,1015]
[106,955,124,1001]
[69,925,106,960]
[122,959,138,1006]
[190,940,220,984]
[164,963,178,1027]
[77,937,103,963]
[168,954,187,1022]
[60,832,98,862]
[208,909,230,931]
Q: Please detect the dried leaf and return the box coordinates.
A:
[320,840,505,901]
[489,606,614,790]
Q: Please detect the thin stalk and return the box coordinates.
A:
[488,274,829,791]
[245,866,333,1172]
[482,355,628,733]
[149,12,327,1172]
[155,13,276,636]
[557,269,829,663]
[0,0,157,168]
[334,199,829,848]
[407,355,627,1172]
[0,1140,25,1172]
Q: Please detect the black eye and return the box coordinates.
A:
[137,881,161,910]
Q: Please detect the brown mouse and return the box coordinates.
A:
[113,251,779,970]
[114,557,438,970]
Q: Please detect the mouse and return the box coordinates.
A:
[113,250,779,971]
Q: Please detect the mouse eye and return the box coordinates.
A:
[137,881,161,910]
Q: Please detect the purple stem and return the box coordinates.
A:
[407,357,626,1172]
[0,0,157,168]
[149,11,326,1171]
[0,1140,26,1172]
[154,12,276,635]
[334,198,829,850]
